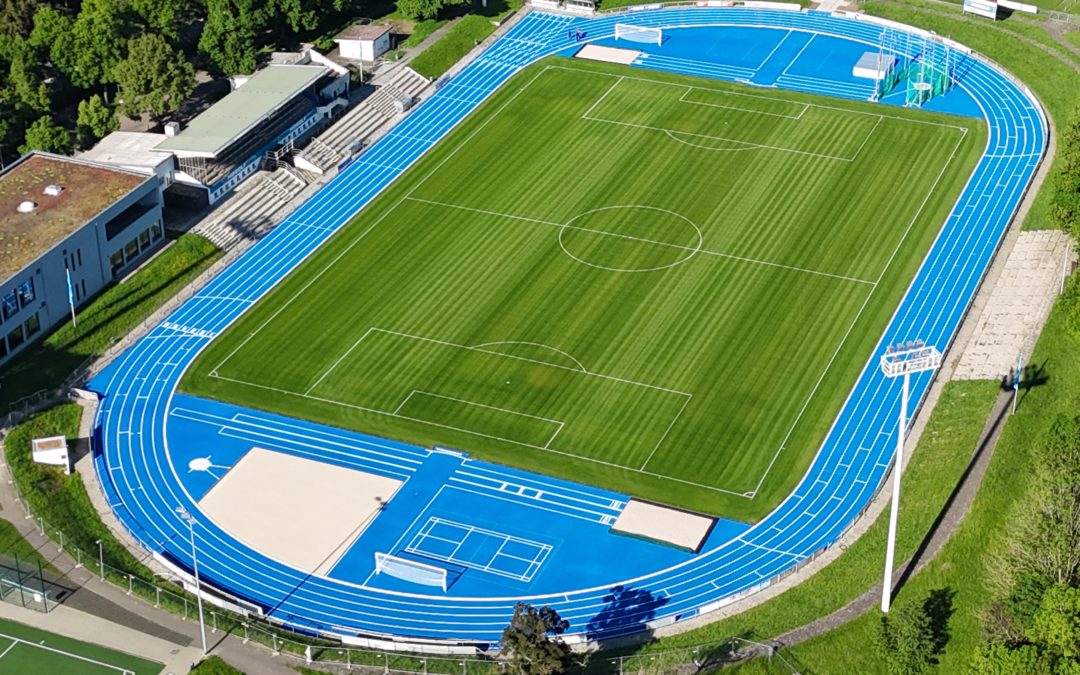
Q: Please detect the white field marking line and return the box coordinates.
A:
[0,642,15,659]
[393,389,566,448]
[748,122,971,497]
[361,484,449,587]
[778,33,817,80]
[406,197,876,285]
[0,633,135,674]
[580,76,624,119]
[753,29,795,72]
[848,116,884,163]
[208,371,751,495]
[306,326,375,395]
[678,86,809,120]
[408,518,550,581]
[367,326,691,396]
[591,113,857,162]
[471,340,587,373]
[210,65,562,377]
[639,390,692,471]
[546,63,969,132]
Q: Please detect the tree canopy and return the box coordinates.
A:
[499,603,573,675]
[115,33,196,120]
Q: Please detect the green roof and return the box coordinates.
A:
[157,65,328,157]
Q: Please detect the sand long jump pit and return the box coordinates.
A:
[198,447,402,576]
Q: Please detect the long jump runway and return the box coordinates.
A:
[88,8,1045,643]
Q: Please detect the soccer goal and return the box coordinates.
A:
[614,24,663,46]
[374,552,448,592]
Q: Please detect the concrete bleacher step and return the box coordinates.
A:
[192,168,303,249]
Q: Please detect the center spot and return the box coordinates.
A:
[558,205,702,272]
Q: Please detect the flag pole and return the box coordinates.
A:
[65,267,77,328]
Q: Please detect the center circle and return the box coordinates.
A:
[558,205,703,273]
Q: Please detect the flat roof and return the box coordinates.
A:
[156,65,328,158]
[80,131,171,171]
[336,24,391,41]
[0,154,146,281]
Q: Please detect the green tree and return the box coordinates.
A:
[199,0,260,75]
[1032,585,1080,659]
[129,0,183,39]
[395,0,467,21]
[76,94,118,147]
[876,600,937,675]
[1051,106,1080,237]
[68,0,127,89]
[19,114,71,154]
[970,643,1055,675]
[5,36,49,113]
[28,6,74,75]
[499,603,572,675]
[0,0,42,39]
[115,33,195,120]
[271,0,317,33]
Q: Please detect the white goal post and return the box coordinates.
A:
[614,24,663,46]
[374,552,448,592]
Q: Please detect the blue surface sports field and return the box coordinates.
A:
[88,7,1045,645]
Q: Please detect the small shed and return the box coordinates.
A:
[335,24,392,62]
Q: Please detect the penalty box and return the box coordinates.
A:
[306,328,690,469]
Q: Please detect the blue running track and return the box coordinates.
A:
[88,8,1045,644]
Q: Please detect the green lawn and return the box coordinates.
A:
[0,617,160,674]
[0,233,220,410]
[182,57,983,520]
[410,15,496,79]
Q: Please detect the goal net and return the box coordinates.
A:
[614,24,662,46]
[374,552,448,592]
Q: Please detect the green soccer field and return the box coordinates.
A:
[183,58,985,520]
[0,617,162,674]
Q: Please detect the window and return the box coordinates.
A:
[81,280,86,299]
[138,229,150,250]
[110,251,125,276]
[124,238,139,261]
[23,313,39,337]
[16,278,34,308]
[0,336,7,360]
[151,222,163,241]
[77,249,82,267]
[2,291,17,321]
[6,325,23,350]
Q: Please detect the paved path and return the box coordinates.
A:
[0,455,303,675]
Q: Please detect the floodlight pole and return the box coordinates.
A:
[177,506,208,656]
[879,341,941,613]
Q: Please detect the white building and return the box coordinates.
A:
[335,24,392,62]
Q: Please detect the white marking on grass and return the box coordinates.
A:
[471,340,588,372]
[407,197,876,285]
[677,86,809,120]
[548,63,969,132]
[0,632,137,674]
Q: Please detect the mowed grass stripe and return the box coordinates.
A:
[185,58,984,519]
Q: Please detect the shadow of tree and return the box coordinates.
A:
[585,585,668,641]
[923,586,956,660]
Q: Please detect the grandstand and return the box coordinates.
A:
[158,56,349,207]
[296,68,431,173]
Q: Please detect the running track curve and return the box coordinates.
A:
[89,8,1046,644]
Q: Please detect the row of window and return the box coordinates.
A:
[109,222,163,277]
[1,278,36,324]
[0,312,40,361]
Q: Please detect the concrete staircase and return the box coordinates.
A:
[192,168,306,250]
[296,67,431,172]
